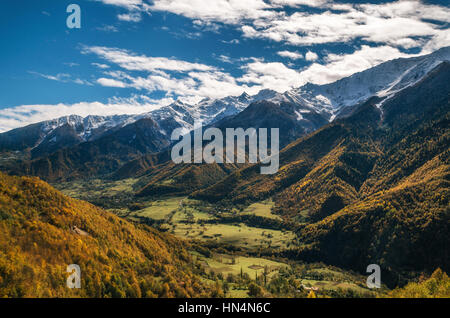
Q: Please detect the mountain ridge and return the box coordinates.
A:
[2,47,448,161]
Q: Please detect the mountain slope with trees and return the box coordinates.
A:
[0,171,213,297]
[192,62,450,286]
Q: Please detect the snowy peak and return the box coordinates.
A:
[283,47,450,121]
[1,47,449,157]
[149,91,260,133]
[39,113,136,142]
[253,89,279,101]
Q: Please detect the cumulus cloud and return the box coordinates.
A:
[277,50,303,60]
[82,46,216,72]
[270,0,330,8]
[98,0,150,22]
[84,45,262,99]
[99,1,449,55]
[253,1,447,51]
[305,51,318,61]
[299,45,412,85]
[240,45,422,89]
[138,0,449,52]
[150,0,277,24]
[238,61,303,92]
[85,42,431,103]
[97,77,128,87]
[99,0,145,10]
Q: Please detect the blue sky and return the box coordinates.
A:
[0,0,449,131]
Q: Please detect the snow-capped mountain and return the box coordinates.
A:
[271,46,450,121]
[1,47,449,158]
[147,91,254,133]
[39,114,137,141]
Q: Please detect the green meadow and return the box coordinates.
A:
[241,199,282,220]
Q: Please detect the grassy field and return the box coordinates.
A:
[301,278,370,294]
[55,178,137,203]
[132,196,184,220]
[107,195,297,249]
[195,253,291,298]
[172,223,295,249]
[53,181,382,298]
[241,199,282,220]
[192,251,377,297]
[227,288,250,298]
[201,254,289,278]
[56,184,293,250]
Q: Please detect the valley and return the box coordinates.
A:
[52,176,382,297]
[1,49,449,298]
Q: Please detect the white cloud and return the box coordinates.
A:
[277,50,303,60]
[98,0,150,22]
[299,45,411,85]
[64,62,79,67]
[422,29,450,54]
[96,25,119,32]
[270,0,330,8]
[244,1,449,51]
[239,45,421,90]
[92,63,110,69]
[305,51,318,61]
[150,0,277,24]
[97,78,128,87]
[29,71,92,86]
[85,45,261,99]
[221,39,240,44]
[111,69,261,99]
[217,55,233,63]
[244,8,439,49]
[144,1,449,53]
[82,46,216,72]
[99,0,145,10]
[238,61,303,92]
[118,12,142,22]
[84,42,433,104]
[0,98,173,133]
[98,1,449,55]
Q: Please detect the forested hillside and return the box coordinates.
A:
[0,171,213,297]
[386,268,450,298]
[191,62,450,286]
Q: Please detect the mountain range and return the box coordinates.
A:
[1,47,449,177]
[0,47,449,288]
[193,60,450,286]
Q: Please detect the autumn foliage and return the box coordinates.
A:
[0,172,212,297]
